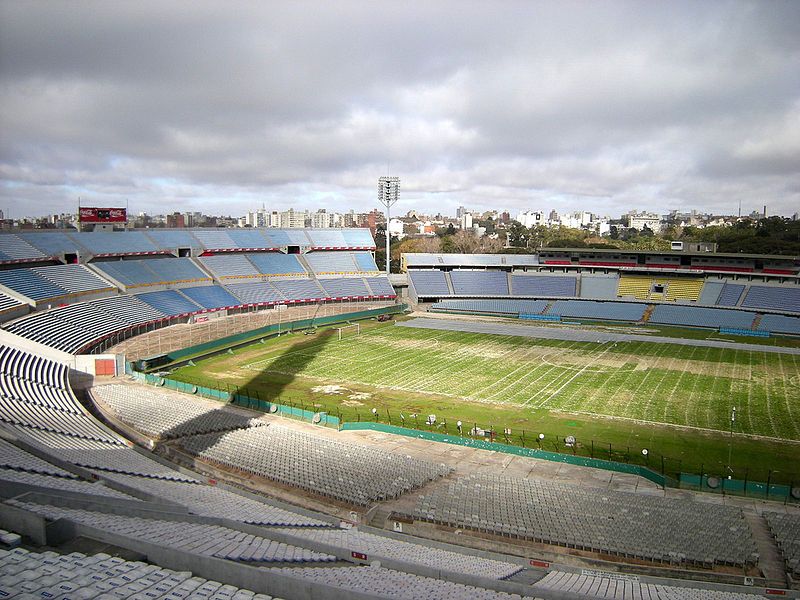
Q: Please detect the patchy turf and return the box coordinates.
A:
[171,320,800,483]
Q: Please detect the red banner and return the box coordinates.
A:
[79,207,127,223]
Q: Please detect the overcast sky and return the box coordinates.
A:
[1,1,799,220]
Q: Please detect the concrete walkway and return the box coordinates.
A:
[398,316,800,355]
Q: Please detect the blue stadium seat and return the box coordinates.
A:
[307,230,347,247]
[71,232,157,255]
[272,278,324,301]
[431,299,548,315]
[409,271,450,296]
[354,252,380,272]
[179,285,241,309]
[0,234,47,261]
[318,278,370,298]
[224,281,285,304]
[649,305,756,329]
[144,229,199,250]
[246,253,306,275]
[304,251,359,274]
[135,290,202,316]
[198,254,260,278]
[549,300,646,321]
[741,285,800,313]
[511,275,576,297]
[757,314,800,335]
[0,269,67,300]
[364,277,396,296]
[450,271,509,296]
[226,229,273,248]
[716,283,745,306]
[264,230,311,246]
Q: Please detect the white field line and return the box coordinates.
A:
[703,348,723,430]
[526,341,618,409]
[442,335,532,398]
[397,332,487,391]
[577,340,646,415]
[778,353,800,439]
[549,340,634,410]
[614,344,675,416]
[739,350,756,435]
[553,410,800,444]
[760,352,780,438]
[681,347,709,427]
[656,350,685,425]
[479,340,574,401]
[502,341,586,406]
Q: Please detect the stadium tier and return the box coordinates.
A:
[549,300,647,321]
[716,282,746,307]
[511,274,576,296]
[245,252,307,275]
[0,264,113,303]
[764,512,800,579]
[578,274,618,299]
[742,285,800,313]
[91,257,209,288]
[317,277,371,298]
[178,284,241,309]
[0,335,791,598]
[404,473,757,568]
[180,425,453,506]
[449,270,510,296]
[303,251,360,274]
[617,275,703,302]
[92,383,265,440]
[430,299,549,315]
[649,305,757,329]
[409,270,451,296]
[757,314,800,335]
[0,228,377,262]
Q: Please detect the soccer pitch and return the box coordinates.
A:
[172,319,800,479]
[242,324,800,440]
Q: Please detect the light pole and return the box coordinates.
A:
[727,406,736,476]
[378,176,399,275]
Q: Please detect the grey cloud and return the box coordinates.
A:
[1,0,798,218]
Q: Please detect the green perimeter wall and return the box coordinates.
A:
[128,369,341,427]
[341,421,670,487]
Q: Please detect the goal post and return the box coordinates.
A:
[336,323,360,341]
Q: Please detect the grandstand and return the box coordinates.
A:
[0,232,798,599]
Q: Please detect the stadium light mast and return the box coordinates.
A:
[378,176,400,275]
[727,406,736,476]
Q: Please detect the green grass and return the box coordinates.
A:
[171,320,800,483]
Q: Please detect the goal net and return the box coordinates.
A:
[336,323,360,341]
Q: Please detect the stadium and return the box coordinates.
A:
[0,227,798,600]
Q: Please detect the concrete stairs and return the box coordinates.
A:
[745,512,788,588]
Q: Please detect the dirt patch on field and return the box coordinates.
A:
[340,399,365,407]
[311,384,349,395]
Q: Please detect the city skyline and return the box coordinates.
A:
[1,2,799,218]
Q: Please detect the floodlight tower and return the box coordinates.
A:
[378,176,400,274]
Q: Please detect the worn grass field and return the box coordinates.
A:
[172,320,800,482]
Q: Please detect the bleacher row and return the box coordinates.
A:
[2,276,395,353]
[428,298,800,334]
[0,251,381,304]
[0,228,376,262]
[409,270,800,315]
[0,344,557,599]
[402,473,758,569]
